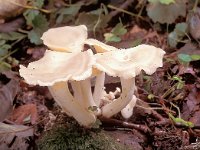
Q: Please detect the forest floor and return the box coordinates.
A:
[0,0,200,149]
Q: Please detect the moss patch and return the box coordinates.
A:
[37,122,131,150]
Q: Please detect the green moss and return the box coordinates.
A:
[37,122,130,150]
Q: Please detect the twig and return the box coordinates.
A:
[108,0,134,17]
[9,1,52,13]
[99,117,151,133]
[108,0,145,20]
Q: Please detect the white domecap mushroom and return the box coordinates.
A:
[94,44,165,118]
[19,50,97,127]
[41,25,88,52]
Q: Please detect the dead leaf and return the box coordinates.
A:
[0,78,19,121]
[182,84,200,125]
[0,0,27,20]
[0,122,33,150]
[0,17,25,33]
[188,7,200,40]
[27,46,46,60]
[147,0,186,24]
[177,42,200,55]
[11,104,38,125]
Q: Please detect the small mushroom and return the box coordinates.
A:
[20,50,97,126]
[94,44,165,118]
[41,25,87,52]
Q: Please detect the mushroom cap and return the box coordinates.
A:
[84,38,118,53]
[19,50,95,86]
[41,25,87,52]
[94,44,165,79]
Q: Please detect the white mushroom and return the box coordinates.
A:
[41,25,87,52]
[41,25,117,109]
[19,50,97,127]
[94,44,165,118]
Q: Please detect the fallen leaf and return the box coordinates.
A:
[147,0,186,24]
[188,7,200,40]
[0,18,25,33]
[76,10,110,31]
[0,122,33,150]
[27,47,46,60]
[177,42,200,55]
[56,2,83,24]
[182,85,200,125]
[0,78,19,121]
[11,104,38,125]
[0,0,27,20]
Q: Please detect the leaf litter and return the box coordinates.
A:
[1,0,200,149]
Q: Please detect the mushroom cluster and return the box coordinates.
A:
[19,25,165,127]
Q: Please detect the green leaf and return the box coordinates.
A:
[76,12,110,31]
[148,0,159,3]
[148,94,155,100]
[175,22,188,36]
[104,33,121,42]
[56,2,83,24]
[177,82,184,89]
[131,39,142,47]
[111,22,127,36]
[168,22,188,48]
[28,29,42,45]
[0,62,11,72]
[0,40,6,46]
[32,14,49,30]
[33,0,44,8]
[168,113,194,127]
[23,10,40,26]
[27,13,49,45]
[147,0,186,24]
[0,45,10,57]
[159,0,175,5]
[172,75,182,82]
[191,54,200,60]
[104,22,127,43]
[168,32,178,48]
[0,32,26,41]
[178,54,192,63]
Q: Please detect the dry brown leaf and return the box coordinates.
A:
[0,79,19,121]
[0,122,33,150]
[147,0,186,24]
[0,0,27,20]
[11,104,38,125]
[188,7,200,40]
[182,84,200,125]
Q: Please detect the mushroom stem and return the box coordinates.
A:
[48,81,96,127]
[101,78,135,118]
[70,81,83,105]
[121,95,137,119]
[93,72,105,106]
[79,79,101,116]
